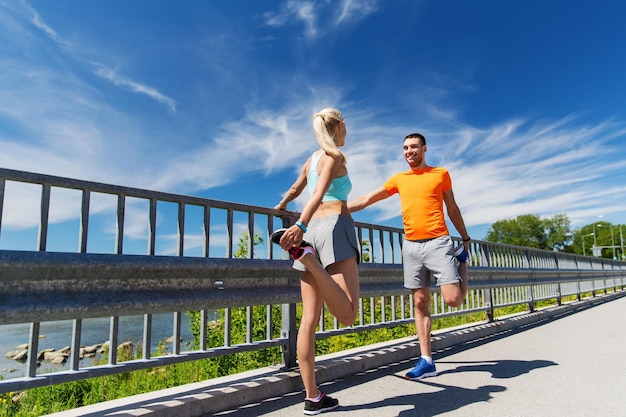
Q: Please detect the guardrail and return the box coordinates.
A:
[0,167,625,394]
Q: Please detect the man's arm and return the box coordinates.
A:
[443,189,470,247]
[348,186,391,213]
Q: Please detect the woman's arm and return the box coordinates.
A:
[277,153,340,250]
[297,152,341,225]
[274,158,310,210]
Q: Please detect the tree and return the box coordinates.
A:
[361,240,371,263]
[233,230,264,259]
[485,214,572,251]
[545,214,573,251]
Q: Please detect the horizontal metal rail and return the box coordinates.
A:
[0,167,625,394]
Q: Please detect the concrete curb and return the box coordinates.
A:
[45,291,624,417]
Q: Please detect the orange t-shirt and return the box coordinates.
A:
[384,167,451,240]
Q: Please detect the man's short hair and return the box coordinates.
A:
[404,133,426,145]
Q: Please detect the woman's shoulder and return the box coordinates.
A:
[320,151,344,166]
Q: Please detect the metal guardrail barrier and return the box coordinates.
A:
[0,167,625,394]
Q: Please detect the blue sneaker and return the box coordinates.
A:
[405,358,437,380]
[454,245,469,263]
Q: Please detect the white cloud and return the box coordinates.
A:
[337,114,626,234]
[264,0,380,39]
[92,64,178,113]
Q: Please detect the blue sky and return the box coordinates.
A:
[1,0,626,246]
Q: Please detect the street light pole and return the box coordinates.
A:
[582,233,594,256]
[593,223,597,247]
[609,226,616,259]
[592,223,600,256]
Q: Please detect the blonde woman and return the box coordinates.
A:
[273,108,360,415]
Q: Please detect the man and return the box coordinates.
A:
[348,132,470,380]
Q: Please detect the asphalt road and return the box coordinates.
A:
[214,295,626,417]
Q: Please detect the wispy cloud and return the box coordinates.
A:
[92,64,178,113]
[5,1,177,113]
[264,0,380,39]
[29,5,66,45]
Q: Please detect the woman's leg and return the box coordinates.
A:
[298,271,324,399]
[297,256,359,326]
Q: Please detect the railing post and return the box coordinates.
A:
[556,283,562,306]
[592,280,596,297]
[277,214,298,369]
[109,316,119,365]
[485,288,495,322]
[27,322,41,377]
[281,303,298,369]
[527,285,535,313]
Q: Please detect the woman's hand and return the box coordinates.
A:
[279,224,304,251]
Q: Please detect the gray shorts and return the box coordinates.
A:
[402,235,460,289]
[293,214,361,272]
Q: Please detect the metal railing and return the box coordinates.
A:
[0,167,625,394]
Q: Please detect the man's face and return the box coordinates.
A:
[403,137,426,168]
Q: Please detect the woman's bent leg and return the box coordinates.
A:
[299,256,359,326]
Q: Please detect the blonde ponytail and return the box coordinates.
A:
[312,108,346,161]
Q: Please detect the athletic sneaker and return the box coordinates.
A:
[270,228,315,261]
[454,245,469,263]
[289,244,315,261]
[405,357,437,380]
[303,392,339,415]
[270,228,289,245]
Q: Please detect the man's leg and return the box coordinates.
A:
[405,287,438,380]
[440,244,470,307]
[457,261,468,298]
[412,287,432,357]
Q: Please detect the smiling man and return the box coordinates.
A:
[348,132,471,381]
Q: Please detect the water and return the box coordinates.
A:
[1,313,196,380]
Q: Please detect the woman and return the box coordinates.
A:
[273,107,360,415]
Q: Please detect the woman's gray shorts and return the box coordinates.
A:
[293,214,361,272]
[402,235,460,289]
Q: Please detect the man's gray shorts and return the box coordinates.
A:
[293,214,360,272]
[402,235,460,289]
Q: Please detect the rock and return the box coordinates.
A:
[165,336,183,343]
[37,348,55,361]
[82,344,101,354]
[6,350,28,361]
[43,350,69,363]
[117,341,133,355]
[16,343,29,350]
[48,355,67,364]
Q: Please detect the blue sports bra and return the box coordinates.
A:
[307,151,352,202]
